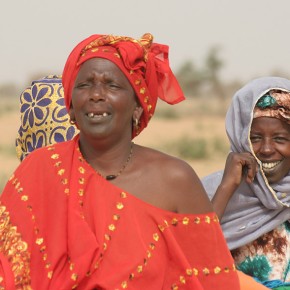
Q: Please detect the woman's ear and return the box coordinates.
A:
[68,106,76,124]
[132,106,143,136]
[133,106,143,121]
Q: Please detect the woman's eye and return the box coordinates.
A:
[76,83,89,88]
[108,83,120,89]
[250,136,261,142]
[274,136,287,142]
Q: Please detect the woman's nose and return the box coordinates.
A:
[259,139,274,155]
[90,84,105,101]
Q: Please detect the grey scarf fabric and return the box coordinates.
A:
[202,76,290,250]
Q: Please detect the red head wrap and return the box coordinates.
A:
[62,33,185,137]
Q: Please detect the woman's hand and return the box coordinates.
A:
[222,152,258,190]
[212,152,258,219]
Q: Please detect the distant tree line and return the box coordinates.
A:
[175,46,232,101]
[175,45,290,103]
[0,47,289,103]
[0,83,19,99]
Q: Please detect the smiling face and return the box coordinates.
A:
[250,117,290,183]
[69,58,143,143]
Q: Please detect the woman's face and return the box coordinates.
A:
[250,117,290,183]
[70,58,141,141]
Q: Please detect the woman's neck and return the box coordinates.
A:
[78,136,134,180]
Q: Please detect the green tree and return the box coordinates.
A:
[175,61,205,97]
[204,46,225,102]
[0,83,18,98]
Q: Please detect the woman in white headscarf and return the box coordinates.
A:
[202,76,290,289]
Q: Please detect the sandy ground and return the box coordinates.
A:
[0,103,229,190]
[135,114,228,177]
[0,111,20,178]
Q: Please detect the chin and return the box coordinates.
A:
[266,173,286,184]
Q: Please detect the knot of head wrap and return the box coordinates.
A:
[62,33,185,137]
[254,89,290,125]
[16,75,78,161]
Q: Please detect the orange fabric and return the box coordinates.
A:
[0,136,240,289]
[238,271,269,290]
[62,34,185,137]
[254,89,290,125]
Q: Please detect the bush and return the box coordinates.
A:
[0,173,8,193]
[154,108,180,119]
[0,145,16,156]
[212,137,229,155]
[166,136,208,160]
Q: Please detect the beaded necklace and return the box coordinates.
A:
[98,142,134,180]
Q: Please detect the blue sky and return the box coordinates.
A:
[2,0,290,86]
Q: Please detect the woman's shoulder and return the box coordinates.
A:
[201,170,224,200]
[136,145,193,174]
[15,140,76,172]
[134,145,213,214]
[26,139,75,158]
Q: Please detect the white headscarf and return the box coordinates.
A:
[202,76,290,250]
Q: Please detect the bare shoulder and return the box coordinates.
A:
[132,145,213,214]
[145,146,197,180]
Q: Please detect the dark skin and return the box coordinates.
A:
[211,151,257,218]
[212,116,290,219]
[69,58,213,214]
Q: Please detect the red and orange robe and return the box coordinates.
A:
[0,137,240,289]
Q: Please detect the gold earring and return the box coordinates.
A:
[70,119,76,125]
[133,118,140,136]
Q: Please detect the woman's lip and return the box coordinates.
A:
[260,160,283,174]
[261,160,281,170]
[86,113,111,123]
[87,112,109,118]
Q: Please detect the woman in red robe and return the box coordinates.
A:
[0,33,240,289]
